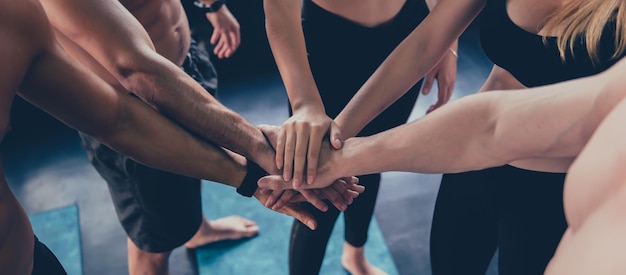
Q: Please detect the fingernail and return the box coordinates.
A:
[307,176,314,185]
[307,221,315,230]
[293,179,300,187]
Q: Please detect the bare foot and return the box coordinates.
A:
[341,242,388,275]
[184,216,259,249]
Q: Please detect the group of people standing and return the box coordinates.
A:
[0,0,625,275]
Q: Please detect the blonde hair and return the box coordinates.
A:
[542,0,626,64]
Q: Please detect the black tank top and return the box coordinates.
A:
[480,0,622,87]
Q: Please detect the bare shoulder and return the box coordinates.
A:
[0,0,54,51]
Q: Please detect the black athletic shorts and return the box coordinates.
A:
[78,40,217,253]
[32,235,67,275]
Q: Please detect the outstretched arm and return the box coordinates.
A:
[258,57,626,189]
[39,0,276,172]
[335,0,486,138]
[263,0,343,186]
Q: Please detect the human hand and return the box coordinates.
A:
[422,46,457,113]
[261,176,364,212]
[258,124,345,190]
[205,5,240,59]
[253,189,318,230]
[274,107,343,188]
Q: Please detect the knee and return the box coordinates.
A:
[127,238,171,264]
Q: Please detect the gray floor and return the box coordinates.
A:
[2,24,499,275]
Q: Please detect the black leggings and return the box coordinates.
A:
[430,165,567,275]
[289,174,381,275]
[288,0,428,274]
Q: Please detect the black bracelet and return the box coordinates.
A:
[236,159,267,197]
[193,0,226,13]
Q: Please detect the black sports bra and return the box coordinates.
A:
[480,0,622,87]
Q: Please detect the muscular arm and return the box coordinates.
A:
[339,63,625,175]
[18,34,248,188]
[335,0,486,138]
[39,0,276,172]
[259,58,626,189]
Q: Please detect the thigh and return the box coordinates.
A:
[79,133,203,253]
[430,169,497,275]
[494,165,567,275]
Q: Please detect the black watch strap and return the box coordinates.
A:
[236,159,266,197]
[193,0,226,13]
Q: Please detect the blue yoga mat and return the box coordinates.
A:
[197,181,398,275]
[29,204,83,275]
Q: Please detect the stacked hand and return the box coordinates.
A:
[258,124,346,191]
[274,107,343,189]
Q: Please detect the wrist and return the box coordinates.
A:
[237,159,267,197]
[194,0,226,13]
[248,134,279,174]
[292,102,325,115]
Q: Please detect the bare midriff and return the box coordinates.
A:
[313,0,408,27]
[120,0,191,66]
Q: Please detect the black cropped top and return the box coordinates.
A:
[480,0,623,87]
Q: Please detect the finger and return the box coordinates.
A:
[264,190,284,208]
[209,28,220,45]
[306,126,325,184]
[214,39,226,58]
[275,127,286,169]
[271,190,297,210]
[346,182,366,195]
[229,31,240,52]
[299,189,328,212]
[293,123,310,188]
[445,79,456,103]
[422,74,435,95]
[323,183,347,211]
[221,32,233,58]
[258,175,292,190]
[283,127,297,184]
[258,124,280,148]
[329,121,343,150]
[280,204,317,230]
[331,180,353,205]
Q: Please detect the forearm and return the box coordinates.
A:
[335,0,484,137]
[99,95,248,187]
[18,45,250,187]
[264,0,324,111]
[119,56,275,172]
[335,93,503,177]
[336,68,624,177]
[41,0,276,172]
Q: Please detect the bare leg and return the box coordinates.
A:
[184,216,259,249]
[127,238,170,275]
[341,243,387,275]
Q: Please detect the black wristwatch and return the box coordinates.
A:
[193,0,226,13]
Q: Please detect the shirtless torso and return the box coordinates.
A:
[120,0,191,65]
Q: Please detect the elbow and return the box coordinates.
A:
[111,53,160,106]
[88,100,129,145]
